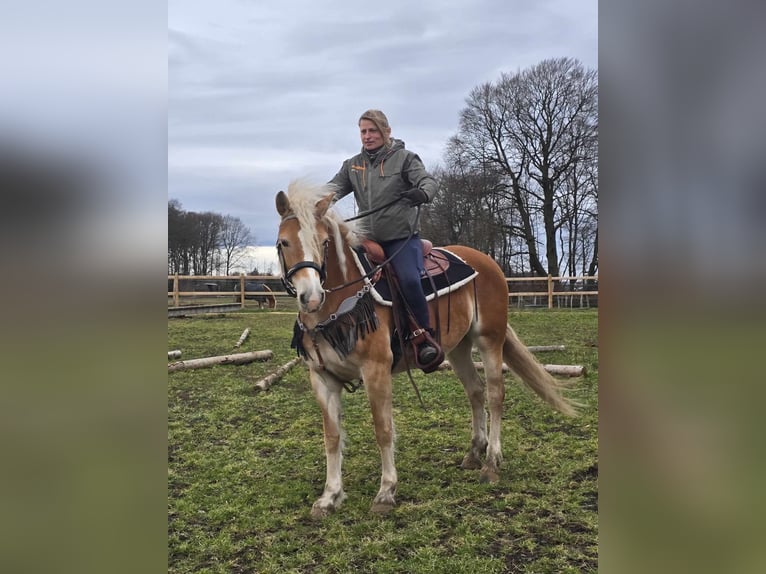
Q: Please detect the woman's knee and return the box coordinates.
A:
[396,271,423,293]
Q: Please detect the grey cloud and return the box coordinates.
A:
[169,0,597,245]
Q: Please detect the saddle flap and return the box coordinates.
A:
[361,239,386,265]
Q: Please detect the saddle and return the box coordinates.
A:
[351,240,478,306]
[361,239,451,277]
[353,238,479,374]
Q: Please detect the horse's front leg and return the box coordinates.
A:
[363,360,397,514]
[309,368,346,519]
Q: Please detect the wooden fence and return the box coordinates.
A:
[167,273,598,310]
[503,275,598,309]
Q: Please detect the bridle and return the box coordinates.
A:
[278,251,327,297]
[276,215,329,298]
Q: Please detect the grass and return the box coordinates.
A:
[168,309,598,573]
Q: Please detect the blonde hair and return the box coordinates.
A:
[358,109,391,145]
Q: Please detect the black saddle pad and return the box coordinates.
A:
[351,246,478,306]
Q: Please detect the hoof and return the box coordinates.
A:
[310,491,345,519]
[461,453,482,470]
[479,468,500,483]
[371,501,395,514]
[310,504,334,520]
[371,489,396,514]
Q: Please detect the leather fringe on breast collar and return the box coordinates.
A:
[291,290,379,364]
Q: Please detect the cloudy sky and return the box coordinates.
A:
[168,0,597,255]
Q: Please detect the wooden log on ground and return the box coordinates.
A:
[526,345,566,352]
[541,364,585,377]
[168,350,182,360]
[254,357,302,391]
[438,360,585,378]
[472,345,565,353]
[234,328,251,349]
[168,350,273,373]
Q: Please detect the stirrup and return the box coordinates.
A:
[418,343,439,364]
[410,328,444,373]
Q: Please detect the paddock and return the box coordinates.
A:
[168,308,598,573]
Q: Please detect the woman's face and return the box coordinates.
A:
[359,119,388,151]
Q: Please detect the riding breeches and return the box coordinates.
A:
[379,236,430,331]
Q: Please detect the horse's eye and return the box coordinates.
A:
[279,239,290,248]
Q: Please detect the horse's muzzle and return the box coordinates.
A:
[300,289,325,313]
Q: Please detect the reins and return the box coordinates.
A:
[343,196,403,222]
[323,201,420,294]
[280,197,418,296]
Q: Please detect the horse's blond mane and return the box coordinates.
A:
[286,180,361,280]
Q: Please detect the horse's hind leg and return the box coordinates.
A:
[309,369,347,518]
[476,336,506,483]
[447,337,488,470]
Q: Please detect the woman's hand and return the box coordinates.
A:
[400,188,428,206]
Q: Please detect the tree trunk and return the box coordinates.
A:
[168,350,273,373]
[438,360,584,377]
[526,345,566,352]
[234,328,250,348]
[254,358,302,391]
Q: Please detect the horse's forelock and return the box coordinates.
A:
[286,180,326,263]
[286,180,360,275]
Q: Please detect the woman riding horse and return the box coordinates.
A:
[328,109,442,371]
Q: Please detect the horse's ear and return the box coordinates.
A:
[315,192,335,218]
[276,191,291,217]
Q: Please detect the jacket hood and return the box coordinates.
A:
[388,138,405,151]
[362,138,405,163]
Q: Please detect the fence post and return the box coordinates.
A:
[173,274,179,307]
[547,274,553,309]
[240,274,245,309]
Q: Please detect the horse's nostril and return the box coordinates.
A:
[299,292,309,306]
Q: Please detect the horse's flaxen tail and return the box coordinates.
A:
[502,325,579,417]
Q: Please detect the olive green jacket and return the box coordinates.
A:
[328,138,438,242]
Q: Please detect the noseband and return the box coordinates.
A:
[279,256,327,298]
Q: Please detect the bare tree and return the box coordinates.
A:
[219,215,252,275]
[454,58,598,276]
[168,203,255,276]
[168,200,187,274]
[191,212,224,275]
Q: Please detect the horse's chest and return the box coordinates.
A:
[303,336,363,380]
[295,293,381,380]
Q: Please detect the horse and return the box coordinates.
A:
[243,282,277,309]
[275,181,577,518]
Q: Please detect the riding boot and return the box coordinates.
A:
[412,328,444,373]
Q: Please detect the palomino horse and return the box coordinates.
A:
[275,181,576,518]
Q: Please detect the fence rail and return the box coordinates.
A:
[167,273,598,310]
[501,274,598,309]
